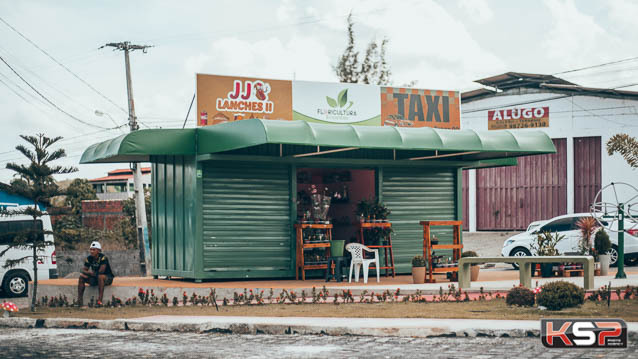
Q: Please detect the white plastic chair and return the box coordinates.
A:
[345,243,380,283]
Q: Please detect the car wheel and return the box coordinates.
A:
[607,246,619,267]
[509,247,531,269]
[2,271,28,297]
[625,256,638,266]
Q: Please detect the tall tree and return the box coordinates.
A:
[0,134,76,311]
[607,133,638,168]
[64,178,97,216]
[334,13,391,85]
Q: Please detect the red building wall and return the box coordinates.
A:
[81,200,126,231]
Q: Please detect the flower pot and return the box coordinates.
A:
[470,265,480,281]
[540,263,554,278]
[330,240,345,257]
[412,266,426,284]
[598,254,610,276]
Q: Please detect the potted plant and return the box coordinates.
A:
[461,251,480,281]
[594,229,612,275]
[530,231,563,277]
[355,198,393,245]
[575,217,599,255]
[411,255,426,284]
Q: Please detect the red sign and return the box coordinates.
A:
[488,107,549,130]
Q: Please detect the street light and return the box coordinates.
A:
[95,110,126,132]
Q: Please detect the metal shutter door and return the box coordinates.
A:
[202,162,292,275]
[382,168,457,273]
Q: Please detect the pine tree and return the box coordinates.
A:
[0,134,76,311]
[334,13,391,85]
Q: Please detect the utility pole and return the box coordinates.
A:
[100,41,152,276]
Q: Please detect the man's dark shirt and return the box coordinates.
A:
[84,252,114,277]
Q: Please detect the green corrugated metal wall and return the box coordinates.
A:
[382,167,457,273]
[151,155,198,277]
[201,161,293,277]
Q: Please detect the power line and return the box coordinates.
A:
[553,56,638,76]
[0,54,110,130]
[0,16,128,115]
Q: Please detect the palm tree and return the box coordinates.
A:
[1,134,76,311]
[607,133,638,168]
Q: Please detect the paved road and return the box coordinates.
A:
[0,328,634,358]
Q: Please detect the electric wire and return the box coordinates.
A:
[0,55,110,130]
[553,56,638,76]
[0,16,128,115]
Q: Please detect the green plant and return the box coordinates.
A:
[411,256,426,267]
[530,231,563,256]
[536,281,585,310]
[594,229,611,260]
[575,217,598,255]
[506,286,535,307]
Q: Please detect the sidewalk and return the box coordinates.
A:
[2,315,637,338]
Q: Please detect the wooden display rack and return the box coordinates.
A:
[356,221,396,277]
[420,220,463,283]
[295,223,333,280]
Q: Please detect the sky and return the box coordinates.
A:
[1,0,637,184]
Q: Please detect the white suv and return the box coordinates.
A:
[0,210,58,297]
[501,213,638,268]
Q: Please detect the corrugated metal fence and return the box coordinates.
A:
[574,136,601,213]
[475,138,567,230]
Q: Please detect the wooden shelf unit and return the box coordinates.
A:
[420,220,463,283]
[295,223,333,280]
[356,221,396,277]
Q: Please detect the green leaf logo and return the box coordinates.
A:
[326,88,353,108]
[338,89,348,107]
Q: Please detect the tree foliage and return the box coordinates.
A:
[607,133,638,168]
[334,13,391,85]
[64,178,97,216]
[1,134,76,311]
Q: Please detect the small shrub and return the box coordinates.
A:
[594,229,611,259]
[461,251,478,258]
[537,281,585,310]
[412,256,426,267]
[506,286,535,307]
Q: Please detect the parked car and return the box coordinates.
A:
[0,207,58,297]
[501,213,638,268]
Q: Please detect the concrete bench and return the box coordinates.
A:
[458,256,594,290]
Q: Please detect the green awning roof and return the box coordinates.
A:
[80,129,196,163]
[80,119,555,164]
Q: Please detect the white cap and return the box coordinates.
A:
[89,241,102,250]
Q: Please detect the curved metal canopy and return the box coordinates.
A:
[80,119,555,164]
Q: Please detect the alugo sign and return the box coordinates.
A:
[488,107,549,130]
[196,73,460,129]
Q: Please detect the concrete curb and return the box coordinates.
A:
[3,316,636,339]
[0,316,540,338]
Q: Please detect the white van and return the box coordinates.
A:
[0,208,58,297]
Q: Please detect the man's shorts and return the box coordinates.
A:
[87,275,113,287]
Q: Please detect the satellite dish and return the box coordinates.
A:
[590,182,638,232]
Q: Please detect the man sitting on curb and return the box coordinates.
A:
[77,241,114,307]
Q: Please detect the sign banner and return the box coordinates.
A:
[381,87,460,129]
[196,73,460,129]
[488,107,549,130]
[292,81,381,125]
[196,74,292,126]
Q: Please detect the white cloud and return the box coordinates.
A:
[458,0,494,24]
[185,35,334,82]
[542,0,623,69]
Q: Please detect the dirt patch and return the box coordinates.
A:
[14,299,638,321]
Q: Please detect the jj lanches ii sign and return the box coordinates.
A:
[488,107,549,130]
[196,73,460,129]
